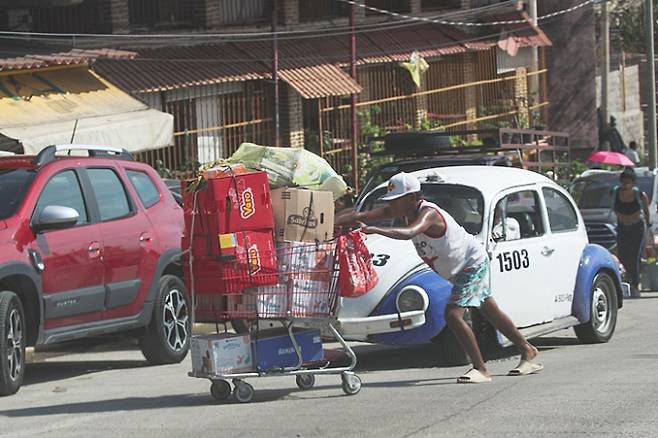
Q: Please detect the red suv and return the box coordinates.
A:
[0,145,189,396]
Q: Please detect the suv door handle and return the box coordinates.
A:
[541,246,555,257]
[139,233,152,243]
[88,242,101,259]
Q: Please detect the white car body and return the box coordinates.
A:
[336,166,622,347]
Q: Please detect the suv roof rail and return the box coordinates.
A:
[33,144,134,167]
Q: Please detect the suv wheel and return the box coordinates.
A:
[0,291,26,396]
[139,275,191,364]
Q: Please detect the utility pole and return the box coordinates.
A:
[272,0,280,147]
[646,0,657,169]
[528,0,539,107]
[350,2,359,192]
[601,0,610,139]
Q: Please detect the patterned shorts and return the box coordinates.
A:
[449,260,492,308]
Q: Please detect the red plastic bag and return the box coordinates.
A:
[337,230,378,297]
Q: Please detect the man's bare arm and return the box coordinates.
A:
[362,208,443,240]
[335,205,393,226]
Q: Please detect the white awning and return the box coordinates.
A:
[0,66,173,154]
[1,108,173,155]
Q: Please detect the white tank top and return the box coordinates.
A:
[410,200,486,279]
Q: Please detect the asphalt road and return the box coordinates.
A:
[1,294,658,438]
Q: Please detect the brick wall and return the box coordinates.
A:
[279,84,305,147]
[282,0,299,26]
[596,63,644,151]
[539,0,597,150]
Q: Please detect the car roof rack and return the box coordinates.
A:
[33,144,134,167]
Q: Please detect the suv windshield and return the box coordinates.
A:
[361,183,485,235]
[570,174,654,209]
[0,169,36,219]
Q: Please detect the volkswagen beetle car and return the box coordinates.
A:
[336,166,623,364]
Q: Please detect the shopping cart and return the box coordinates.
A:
[185,239,361,404]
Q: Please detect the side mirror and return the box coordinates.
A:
[33,206,79,233]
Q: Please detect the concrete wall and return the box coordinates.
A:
[596,62,644,151]
[539,0,598,150]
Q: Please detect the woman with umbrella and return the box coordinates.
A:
[612,167,651,298]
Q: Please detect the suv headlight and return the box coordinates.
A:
[396,286,428,313]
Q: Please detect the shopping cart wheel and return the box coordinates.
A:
[210,380,231,401]
[233,381,255,403]
[341,372,362,396]
[296,374,316,390]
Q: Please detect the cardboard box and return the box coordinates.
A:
[191,333,253,375]
[245,285,289,318]
[183,229,279,294]
[290,279,332,317]
[183,171,274,236]
[271,188,334,242]
[252,329,323,370]
[207,171,274,233]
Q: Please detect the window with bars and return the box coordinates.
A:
[217,0,270,25]
[299,0,349,21]
[365,0,411,15]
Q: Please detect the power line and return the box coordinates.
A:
[0,1,517,42]
[339,0,597,27]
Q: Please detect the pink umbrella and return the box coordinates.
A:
[586,151,635,167]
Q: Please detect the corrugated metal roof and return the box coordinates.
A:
[0,48,136,72]
[279,64,361,99]
[92,23,472,94]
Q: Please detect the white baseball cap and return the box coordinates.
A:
[380,172,421,201]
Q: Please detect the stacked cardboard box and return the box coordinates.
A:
[182,171,278,297]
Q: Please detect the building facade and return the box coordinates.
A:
[1,0,550,186]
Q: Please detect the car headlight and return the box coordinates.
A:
[396,286,428,313]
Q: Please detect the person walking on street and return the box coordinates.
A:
[625,141,640,166]
[613,167,651,297]
[336,172,542,383]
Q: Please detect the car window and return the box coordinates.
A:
[87,168,132,221]
[127,170,161,208]
[570,174,654,208]
[502,190,544,239]
[34,170,88,225]
[0,169,36,220]
[543,187,579,232]
[360,184,484,234]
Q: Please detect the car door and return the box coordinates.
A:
[540,186,587,319]
[488,187,554,327]
[83,167,155,320]
[32,169,105,329]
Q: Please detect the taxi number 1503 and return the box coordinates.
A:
[496,250,530,272]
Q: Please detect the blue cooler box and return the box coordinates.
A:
[252,329,323,370]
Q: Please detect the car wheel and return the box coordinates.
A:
[139,275,191,364]
[0,291,26,396]
[574,272,618,344]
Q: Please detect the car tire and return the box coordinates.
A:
[0,291,26,396]
[139,275,191,364]
[574,272,618,344]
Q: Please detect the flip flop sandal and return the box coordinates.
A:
[457,368,492,384]
[508,360,544,376]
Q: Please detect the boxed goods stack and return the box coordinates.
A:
[182,169,278,303]
[247,187,337,319]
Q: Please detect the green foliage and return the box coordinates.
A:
[609,0,655,53]
[155,160,174,179]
